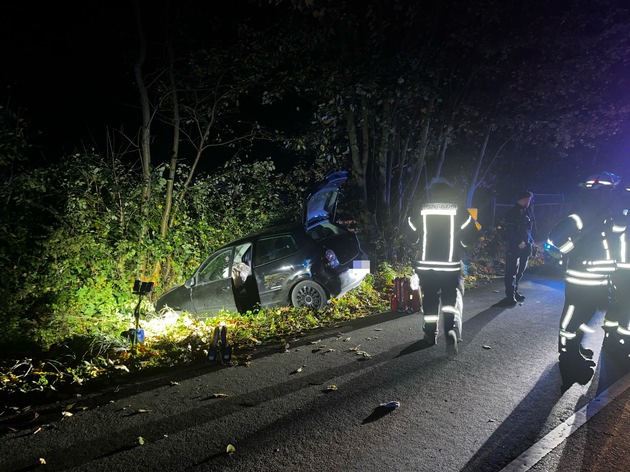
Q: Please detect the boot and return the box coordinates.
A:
[220,325,232,362]
[559,351,595,389]
[558,337,596,390]
[208,326,221,362]
[423,322,437,346]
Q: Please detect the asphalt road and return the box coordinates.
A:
[1,268,629,472]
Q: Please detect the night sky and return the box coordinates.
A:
[1,3,137,158]
[2,1,630,196]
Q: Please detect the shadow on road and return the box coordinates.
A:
[459,364,564,472]
[361,404,399,424]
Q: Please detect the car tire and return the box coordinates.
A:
[291,280,328,310]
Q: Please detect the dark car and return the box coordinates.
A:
[156,171,370,315]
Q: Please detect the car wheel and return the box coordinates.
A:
[291,280,328,310]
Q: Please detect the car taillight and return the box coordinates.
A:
[324,249,339,267]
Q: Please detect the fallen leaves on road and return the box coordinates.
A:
[324,385,337,392]
[61,411,73,417]
[482,345,492,350]
[210,393,229,398]
[291,366,305,374]
[380,401,401,409]
[138,436,145,445]
[226,444,236,455]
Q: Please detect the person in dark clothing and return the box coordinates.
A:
[407,179,480,352]
[500,190,534,307]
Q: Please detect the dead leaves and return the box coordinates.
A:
[210,392,229,398]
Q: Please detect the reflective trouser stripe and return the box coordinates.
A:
[561,305,575,330]
[442,305,460,316]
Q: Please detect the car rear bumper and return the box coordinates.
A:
[334,259,370,298]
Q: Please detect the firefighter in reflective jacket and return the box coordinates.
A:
[407,180,480,351]
[603,185,630,361]
[545,172,620,386]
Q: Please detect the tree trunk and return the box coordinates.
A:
[466,124,491,208]
[402,95,435,223]
[434,132,449,181]
[160,38,180,239]
[133,0,152,241]
[346,108,368,208]
[376,100,392,227]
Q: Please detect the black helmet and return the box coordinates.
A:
[580,172,620,189]
[427,178,456,203]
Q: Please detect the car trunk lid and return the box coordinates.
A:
[303,170,348,229]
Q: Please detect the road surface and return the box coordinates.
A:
[1,269,628,471]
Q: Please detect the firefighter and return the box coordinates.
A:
[545,172,620,388]
[603,185,630,362]
[407,179,480,352]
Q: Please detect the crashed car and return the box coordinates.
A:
[156,171,370,315]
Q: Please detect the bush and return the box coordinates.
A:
[0,152,315,351]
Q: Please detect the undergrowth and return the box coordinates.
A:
[0,248,510,401]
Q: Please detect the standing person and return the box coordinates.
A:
[545,172,619,389]
[407,179,480,352]
[500,190,534,307]
[602,185,630,362]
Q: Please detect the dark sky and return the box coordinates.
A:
[2,2,137,158]
[2,1,630,194]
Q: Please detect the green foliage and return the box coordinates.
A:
[0,276,391,396]
[0,148,313,352]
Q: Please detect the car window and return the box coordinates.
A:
[197,248,233,284]
[232,243,252,287]
[307,222,344,241]
[254,235,298,266]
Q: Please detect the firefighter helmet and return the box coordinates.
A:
[580,172,620,189]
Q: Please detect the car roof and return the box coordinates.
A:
[217,222,304,250]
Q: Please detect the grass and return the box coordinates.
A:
[0,258,509,403]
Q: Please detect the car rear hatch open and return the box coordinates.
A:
[304,171,363,265]
[304,170,348,230]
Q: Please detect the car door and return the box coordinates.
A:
[252,234,302,307]
[191,247,237,315]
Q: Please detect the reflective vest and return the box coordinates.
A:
[413,203,475,273]
[547,213,614,287]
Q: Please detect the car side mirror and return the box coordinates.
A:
[185,277,196,289]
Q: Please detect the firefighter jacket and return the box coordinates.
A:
[408,202,479,273]
[546,213,615,287]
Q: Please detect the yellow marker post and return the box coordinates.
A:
[468,208,482,230]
